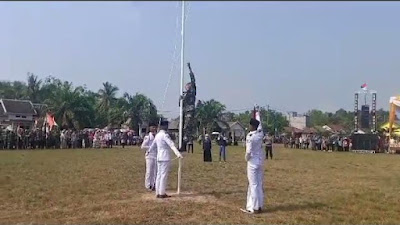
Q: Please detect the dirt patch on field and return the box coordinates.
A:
[141,191,218,203]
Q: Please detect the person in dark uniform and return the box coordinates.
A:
[9,131,16,149]
[4,130,10,149]
[202,134,212,162]
[29,129,36,149]
[180,62,197,152]
[264,134,273,160]
[187,137,194,153]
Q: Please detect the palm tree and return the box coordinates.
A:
[45,82,94,129]
[0,81,28,100]
[98,82,119,113]
[196,99,226,133]
[123,92,158,132]
[27,72,42,102]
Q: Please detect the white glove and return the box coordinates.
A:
[245,153,250,161]
[178,153,183,159]
[145,151,149,156]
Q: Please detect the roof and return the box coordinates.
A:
[227,121,245,130]
[284,126,302,133]
[0,103,4,116]
[302,127,317,134]
[216,121,229,130]
[324,124,345,133]
[0,99,37,115]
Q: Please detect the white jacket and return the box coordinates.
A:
[149,130,181,161]
[141,132,156,159]
[246,130,264,166]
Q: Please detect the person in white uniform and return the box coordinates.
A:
[241,118,264,214]
[141,122,158,191]
[148,120,183,198]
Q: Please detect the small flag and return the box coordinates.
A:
[361,83,367,91]
[46,113,58,131]
[253,106,262,131]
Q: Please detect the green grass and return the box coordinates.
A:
[1,145,400,224]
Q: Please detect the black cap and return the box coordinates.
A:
[250,118,260,127]
[160,120,169,127]
[149,122,157,127]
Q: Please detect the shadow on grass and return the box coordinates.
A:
[200,190,246,197]
[267,202,327,213]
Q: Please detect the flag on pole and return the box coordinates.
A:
[253,106,262,131]
[361,83,367,91]
[46,113,58,131]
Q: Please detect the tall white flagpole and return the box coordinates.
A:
[177,0,185,195]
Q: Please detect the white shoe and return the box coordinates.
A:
[240,208,254,214]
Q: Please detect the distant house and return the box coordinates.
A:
[302,127,317,134]
[227,121,246,141]
[213,120,230,134]
[0,99,37,129]
[166,119,246,142]
[213,120,246,141]
[283,126,303,137]
[287,112,310,130]
[168,118,180,139]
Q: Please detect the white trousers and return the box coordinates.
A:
[155,161,170,196]
[145,157,157,189]
[246,163,264,212]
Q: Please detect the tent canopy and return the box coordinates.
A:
[381,121,399,130]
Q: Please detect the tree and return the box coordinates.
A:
[123,93,158,132]
[233,111,251,131]
[0,81,28,100]
[26,72,42,103]
[195,99,226,133]
[376,108,390,127]
[44,81,94,129]
[259,107,289,134]
[308,109,329,127]
[98,82,119,113]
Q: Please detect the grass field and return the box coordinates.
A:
[1,144,400,224]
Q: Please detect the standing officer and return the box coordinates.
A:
[241,118,264,214]
[148,120,183,198]
[141,122,158,191]
[264,134,273,160]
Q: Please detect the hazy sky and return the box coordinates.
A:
[1,1,400,118]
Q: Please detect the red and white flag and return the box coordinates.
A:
[361,83,367,91]
[46,113,58,131]
[252,106,262,131]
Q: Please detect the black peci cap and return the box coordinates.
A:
[250,118,260,127]
[160,120,169,127]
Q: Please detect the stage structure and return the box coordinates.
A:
[353,85,377,133]
[352,84,378,151]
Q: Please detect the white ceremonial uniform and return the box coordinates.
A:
[141,132,157,189]
[148,130,182,196]
[245,129,265,212]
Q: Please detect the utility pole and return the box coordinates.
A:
[266,105,270,132]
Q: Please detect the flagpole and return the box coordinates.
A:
[177,0,185,195]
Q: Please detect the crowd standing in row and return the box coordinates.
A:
[0,127,143,150]
[282,134,391,152]
[283,136,351,152]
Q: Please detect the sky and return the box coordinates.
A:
[1,1,400,119]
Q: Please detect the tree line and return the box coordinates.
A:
[0,73,390,134]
